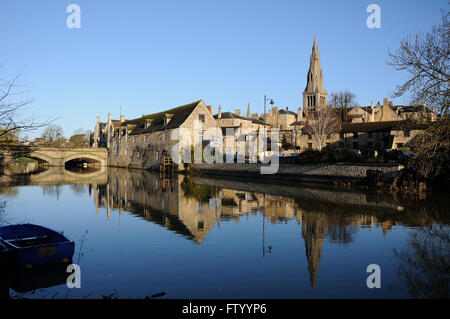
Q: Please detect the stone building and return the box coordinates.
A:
[92,100,218,169]
[284,37,437,152]
[213,104,271,160]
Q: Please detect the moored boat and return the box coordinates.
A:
[0,224,75,269]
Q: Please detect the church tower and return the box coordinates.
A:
[302,35,328,112]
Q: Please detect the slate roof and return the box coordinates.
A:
[279,109,297,116]
[214,112,269,126]
[340,120,428,133]
[116,100,203,135]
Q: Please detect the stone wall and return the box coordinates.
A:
[191,162,404,181]
[107,102,217,170]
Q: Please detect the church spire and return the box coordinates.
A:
[303,35,328,111]
[247,102,251,118]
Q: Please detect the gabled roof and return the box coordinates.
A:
[279,109,297,116]
[214,112,250,121]
[250,118,270,126]
[214,112,269,126]
[122,100,204,135]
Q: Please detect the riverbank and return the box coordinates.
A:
[189,163,404,187]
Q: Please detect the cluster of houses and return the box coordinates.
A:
[91,37,436,170]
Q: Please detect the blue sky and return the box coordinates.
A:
[0,0,447,138]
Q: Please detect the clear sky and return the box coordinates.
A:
[0,0,447,138]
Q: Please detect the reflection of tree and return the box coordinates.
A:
[0,200,6,225]
[394,224,450,298]
[0,185,19,197]
[326,216,357,245]
[42,185,63,200]
[181,177,218,202]
[69,184,86,197]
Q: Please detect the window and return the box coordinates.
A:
[353,132,358,139]
[307,143,312,150]
[197,221,204,231]
[308,134,312,140]
[397,143,404,148]
[199,114,205,123]
[339,132,344,139]
[404,130,410,137]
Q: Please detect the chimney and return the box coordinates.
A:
[120,115,125,123]
[370,102,375,122]
[108,113,112,123]
[251,113,259,119]
[297,107,303,122]
[218,105,222,119]
[206,105,213,114]
[383,98,388,107]
[142,113,146,117]
[96,116,100,123]
[235,109,241,116]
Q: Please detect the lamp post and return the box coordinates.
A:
[264,95,275,124]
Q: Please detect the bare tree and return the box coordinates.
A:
[388,10,450,188]
[0,70,51,143]
[304,107,341,151]
[330,90,357,122]
[41,125,65,146]
[387,10,449,116]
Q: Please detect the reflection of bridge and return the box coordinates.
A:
[0,146,108,167]
[0,166,107,186]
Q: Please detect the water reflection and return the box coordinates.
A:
[394,224,450,298]
[88,168,449,294]
[0,167,448,298]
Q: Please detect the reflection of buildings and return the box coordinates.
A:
[302,212,326,289]
[91,169,304,243]
[88,169,415,289]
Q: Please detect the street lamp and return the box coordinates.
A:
[264,95,275,123]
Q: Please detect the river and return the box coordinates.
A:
[0,167,448,299]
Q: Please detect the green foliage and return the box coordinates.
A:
[14,157,37,164]
[181,177,218,202]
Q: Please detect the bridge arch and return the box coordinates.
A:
[63,153,106,167]
[27,152,53,165]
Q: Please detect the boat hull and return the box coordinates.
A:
[0,224,75,269]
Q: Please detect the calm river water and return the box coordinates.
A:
[0,167,448,298]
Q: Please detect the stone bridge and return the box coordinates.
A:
[0,146,108,167]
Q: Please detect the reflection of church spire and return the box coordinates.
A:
[301,212,327,289]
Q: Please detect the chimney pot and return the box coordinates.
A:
[120,115,125,123]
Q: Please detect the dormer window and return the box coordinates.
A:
[164,114,173,125]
